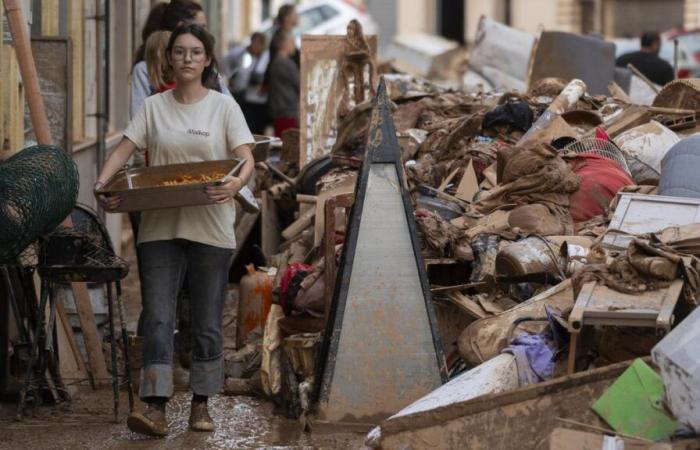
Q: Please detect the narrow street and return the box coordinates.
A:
[0,392,365,449]
[4,0,700,449]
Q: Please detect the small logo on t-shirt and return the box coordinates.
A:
[187,129,210,137]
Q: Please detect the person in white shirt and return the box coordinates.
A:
[95,24,254,437]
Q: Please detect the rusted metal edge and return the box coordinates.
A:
[379,358,640,436]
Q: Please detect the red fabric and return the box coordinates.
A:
[279,262,312,313]
[595,127,610,142]
[274,117,298,137]
[156,81,176,93]
[569,153,634,224]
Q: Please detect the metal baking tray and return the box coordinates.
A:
[252,134,281,162]
[96,159,242,212]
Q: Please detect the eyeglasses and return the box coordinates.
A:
[171,47,207,62]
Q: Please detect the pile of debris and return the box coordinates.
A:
[222,29,700,447]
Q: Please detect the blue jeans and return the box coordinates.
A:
[137,239,233,398]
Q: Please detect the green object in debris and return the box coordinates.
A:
[592,358,677,441]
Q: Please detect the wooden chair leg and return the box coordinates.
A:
[567,331,579,375]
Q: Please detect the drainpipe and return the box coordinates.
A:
[91,0,109,217]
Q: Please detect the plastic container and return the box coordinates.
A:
[237,265,275,348]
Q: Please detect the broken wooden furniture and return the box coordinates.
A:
[322,192,355,325]
[299,34,377,167]
[338,19,376,120]
[603,193,700,250]
[315,78,446,423]
[566,280,682,374]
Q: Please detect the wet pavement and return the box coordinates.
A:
[0,390,366,449]
[0,217,367,449]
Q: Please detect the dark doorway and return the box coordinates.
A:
[438,0,465,44]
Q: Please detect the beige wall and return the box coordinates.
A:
[467,0,503,41]
[511,0,559,34]
[396,0,437,36]
[685,0,700,28]
[467,0,582,41]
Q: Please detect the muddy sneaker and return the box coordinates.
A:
[189,401,215,432]
[126,405,168,437]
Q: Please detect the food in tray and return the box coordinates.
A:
[158,171,226,187]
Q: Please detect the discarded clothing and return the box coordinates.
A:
[482,100,534,132]
[503,333,554,385]
[280,263,312,315]
[568,153,634,224]
[501,308,566,385]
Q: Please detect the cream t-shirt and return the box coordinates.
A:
[123,89,254,249]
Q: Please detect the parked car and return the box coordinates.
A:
[257,0,378,47]
[666,29,700,71]
[612,37,700,79]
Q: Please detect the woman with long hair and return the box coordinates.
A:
[96,25,255,437]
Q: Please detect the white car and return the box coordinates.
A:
[258,0,378,47]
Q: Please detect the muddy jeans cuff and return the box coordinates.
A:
[191,354,224,397]
[139,363,174,398]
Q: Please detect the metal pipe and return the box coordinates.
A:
[516,79,587,148]
[674,38,679,80]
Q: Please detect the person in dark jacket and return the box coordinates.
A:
[268,31,299,137]
[616,32,675,86]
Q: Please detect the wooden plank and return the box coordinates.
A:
[437,167,460,193]
[69,282,110,385]
[1,44,24,159]
[454,159,479,203]
[313,175,356,248]
[55,301,88,389]
[281,206,316,241]
[448,292,488,319]
[261,191,282,258]
[299,34,377,168]
[608,81,632,103]
[41,0,59,36]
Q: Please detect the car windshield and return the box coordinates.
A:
[298,6,326,35]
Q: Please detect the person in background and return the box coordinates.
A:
[145,31,175,93]
[132,0,230,126]
[134,2,168,69]
[96,25,255,437]
[269,4,299,66]
[229,32,270,135]
[268,31,299,137]
[616,32,675,87]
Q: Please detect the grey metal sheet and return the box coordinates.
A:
[316,79,445,423]
[528,31,615,96]
[604,193,700,249]
[320,164,443,422]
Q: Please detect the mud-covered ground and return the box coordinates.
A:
[0,217,366,449]
[0,390,366,449]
